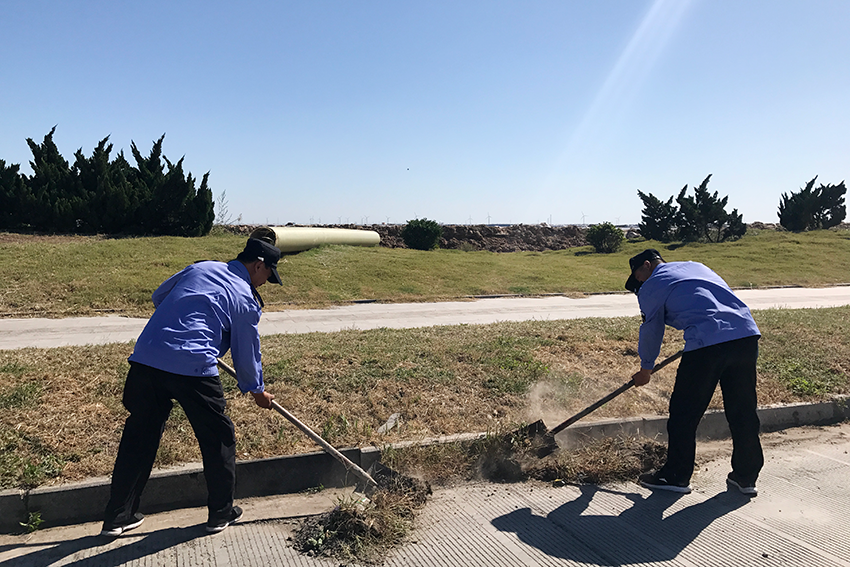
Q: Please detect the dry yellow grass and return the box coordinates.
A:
[1,307,848,489]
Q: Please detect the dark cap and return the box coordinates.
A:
[248,226,277,246]
[625,249,664,293]
[239,238,282,285]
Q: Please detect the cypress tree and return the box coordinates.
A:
[676,175,733,242]
[25,127,80,231]
[3,129,214,236]
[637,190,678,242]
[0,160,26,229]
[778,176,846,231]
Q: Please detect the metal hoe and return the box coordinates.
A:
[216,358,379,491]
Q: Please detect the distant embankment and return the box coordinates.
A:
[228,223,605,252]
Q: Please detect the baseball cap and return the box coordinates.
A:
[240,238,282,285]
[625,249,664,293]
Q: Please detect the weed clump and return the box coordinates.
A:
[292,463,431,563]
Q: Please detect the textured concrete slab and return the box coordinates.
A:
[3,423,850,566]
[2,286,849,350]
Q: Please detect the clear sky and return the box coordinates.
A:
[2,0,848,226]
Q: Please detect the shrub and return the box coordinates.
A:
[586,222,625,253]
[778,176,846,232]
[402,218,443,250]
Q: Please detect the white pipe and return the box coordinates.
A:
[271,226,380,253]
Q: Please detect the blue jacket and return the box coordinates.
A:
[129,260,266,393]
[637,261,760,369]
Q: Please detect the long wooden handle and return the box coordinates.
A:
[216,358,378,489]
[549,350,683,436]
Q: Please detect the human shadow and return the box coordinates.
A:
[492,484,750,565]
[0,524,206,567]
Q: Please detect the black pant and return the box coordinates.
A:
[661,335,763,484]
[103,362,236,525]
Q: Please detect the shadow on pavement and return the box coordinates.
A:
[0,525,206,567]
[492,484,750,565]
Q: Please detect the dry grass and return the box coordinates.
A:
[1,307,848,490]
[524,436,668,485]
[292,464,431,564]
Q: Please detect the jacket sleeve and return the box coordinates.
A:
[229,305,265,393]
[637,291,666,369]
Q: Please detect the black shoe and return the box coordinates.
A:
[639,471,692,494]
[101,512,145,537]
[726,472,758,496]
[206,506,243,534]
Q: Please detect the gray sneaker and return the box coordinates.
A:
[639,471,692,494]
[726,472,758,496]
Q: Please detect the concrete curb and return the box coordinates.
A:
[554,397,850,447]
[2,399,849,534]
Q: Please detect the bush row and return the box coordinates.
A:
[0,128,214,236]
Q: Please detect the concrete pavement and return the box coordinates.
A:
[3,422,849,566]
[2,286,850,349]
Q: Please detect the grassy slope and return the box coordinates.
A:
[1,228,849,317]
[1,228,850,489]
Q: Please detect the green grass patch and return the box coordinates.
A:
[0,362,28,377]
[0,428,67,489]
[0,381,43,409]
[2,228,849,316]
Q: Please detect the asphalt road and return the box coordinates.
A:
[1,286,849,350]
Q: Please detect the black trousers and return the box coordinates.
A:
[103,362,236,525]
[661,335,764,484]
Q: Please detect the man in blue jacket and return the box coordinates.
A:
[626,249,763,496]
[101,238,281,536]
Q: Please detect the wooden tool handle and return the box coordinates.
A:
[549,350,683,436]
[216,358,378,488]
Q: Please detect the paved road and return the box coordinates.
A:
[2,423,849,566]
[2,286,849,350]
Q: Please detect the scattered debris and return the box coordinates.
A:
[291,435,666,562]
[526,436,667,485]
[377,413,401,435]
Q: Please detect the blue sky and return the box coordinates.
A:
[2,0,848,226]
